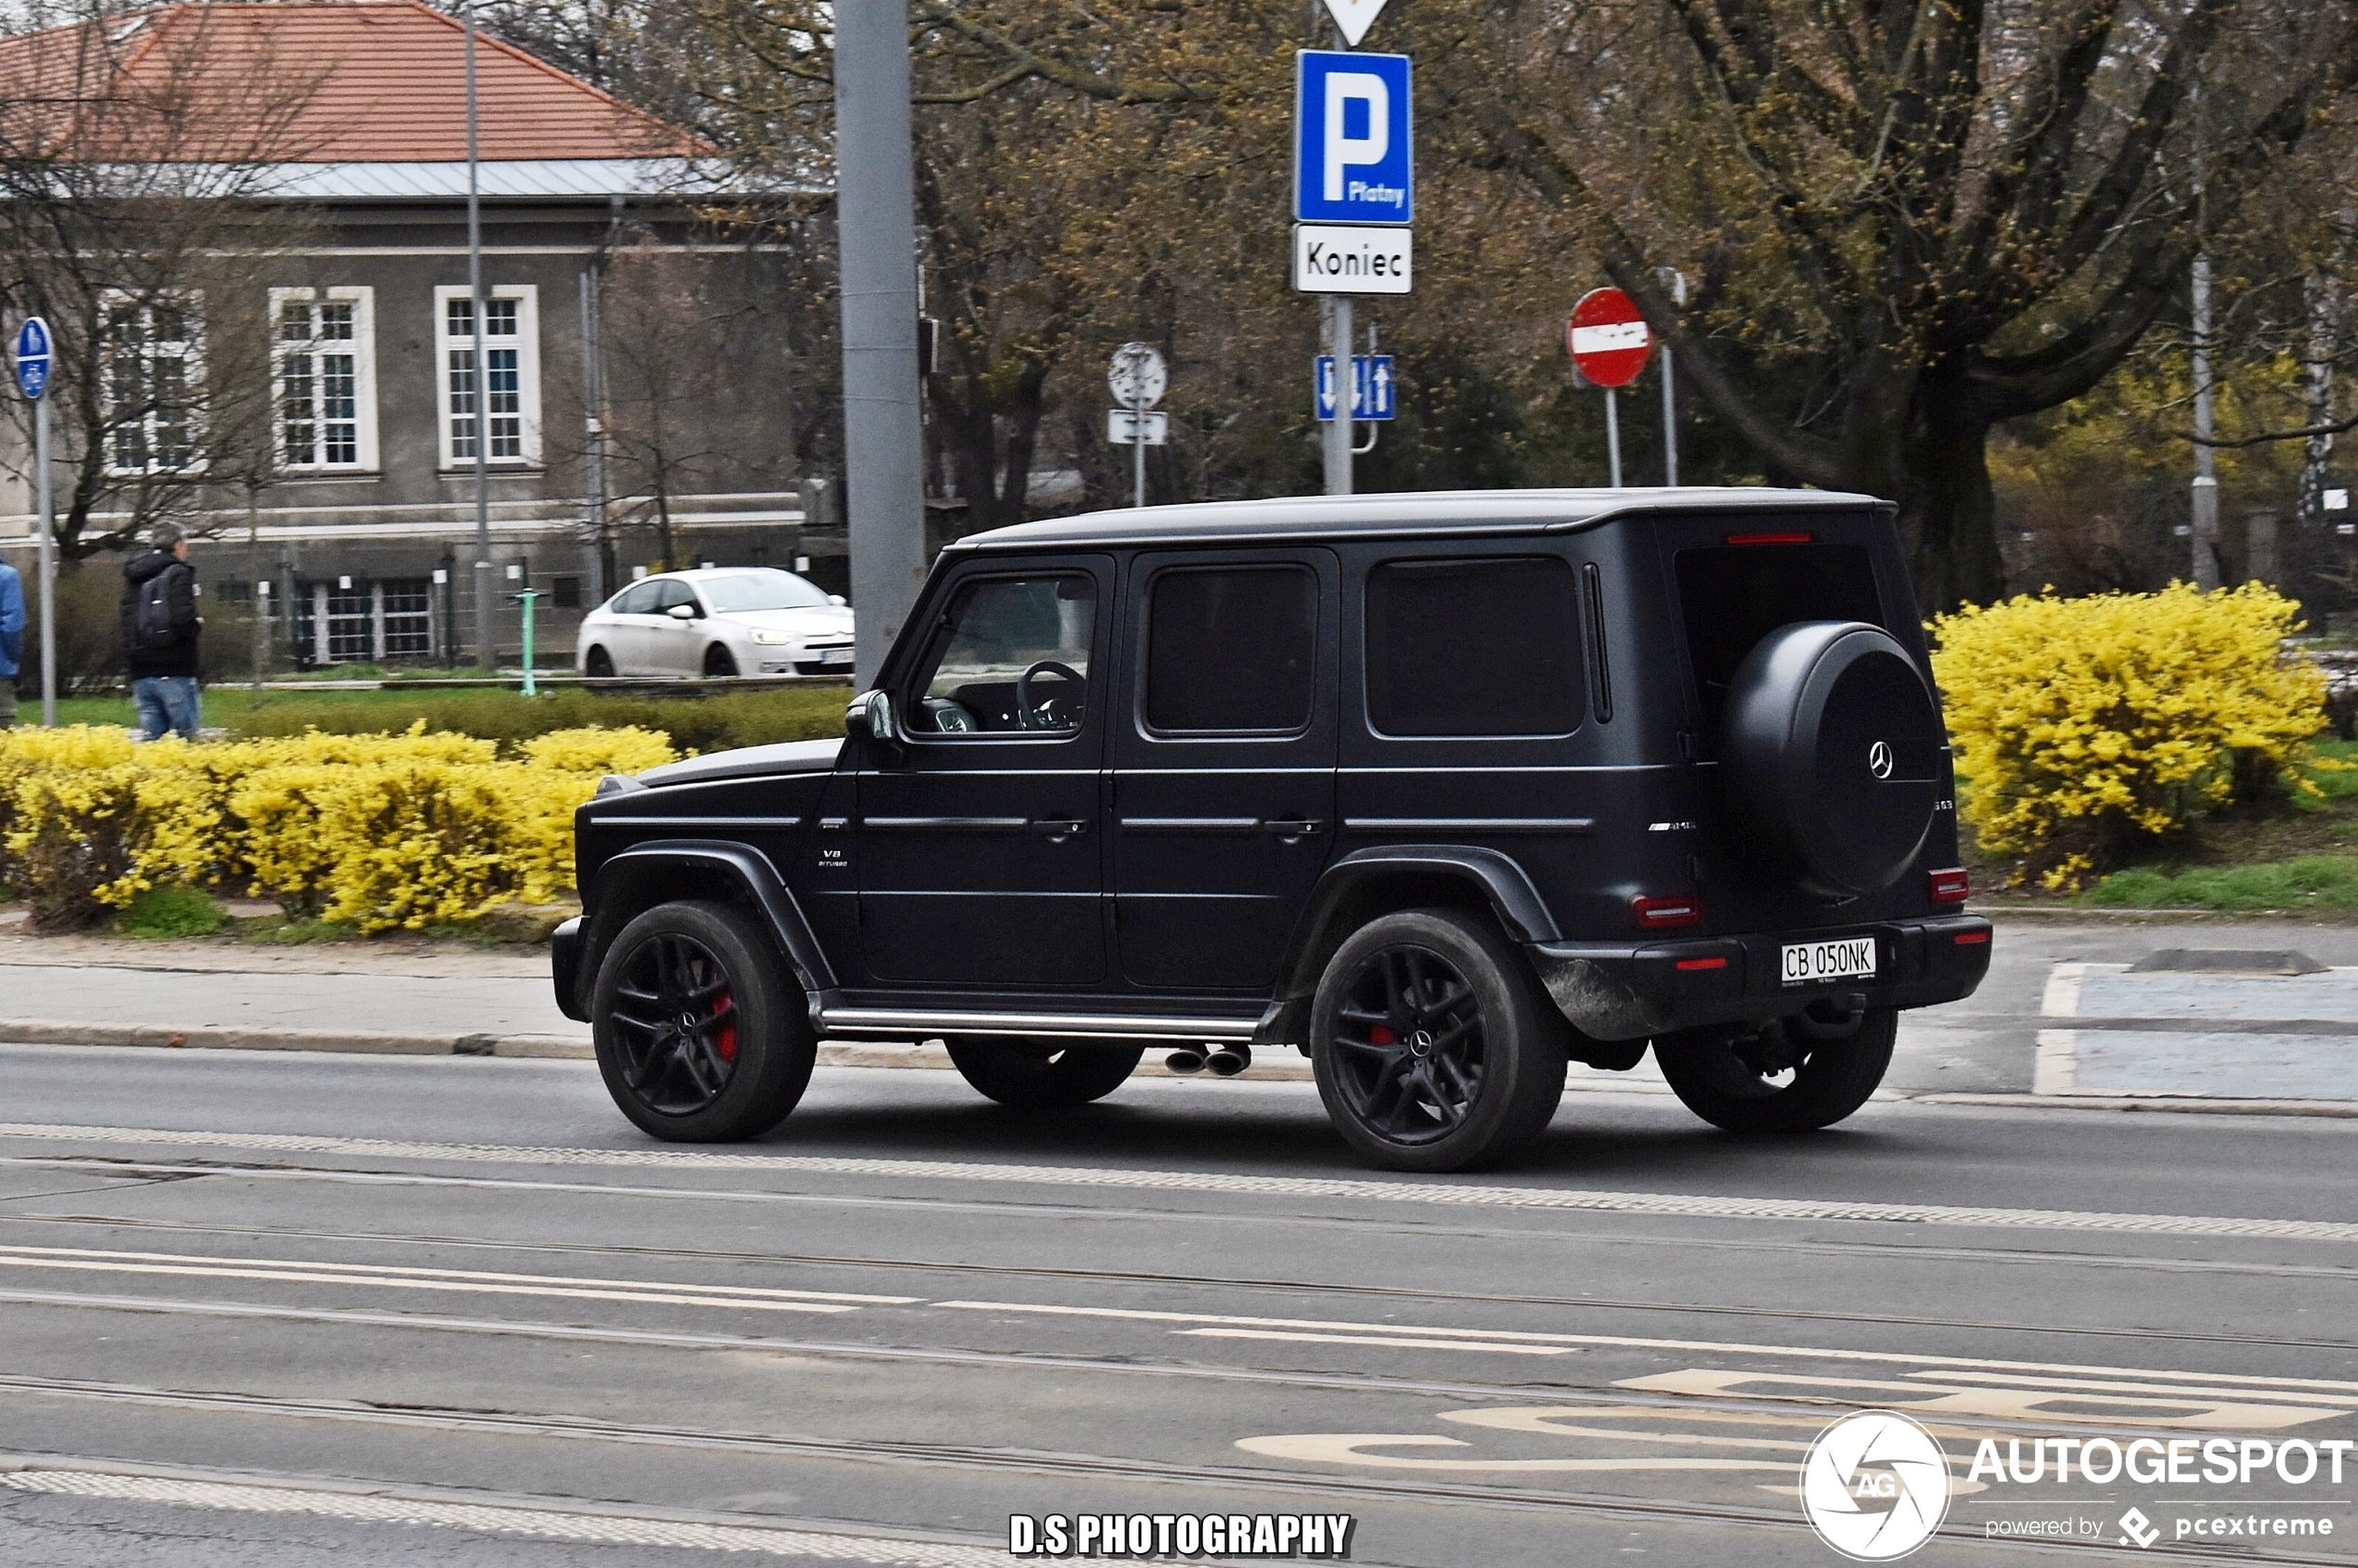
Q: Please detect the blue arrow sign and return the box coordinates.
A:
[1295,50,1412,226]
[13,317,51,400]
[1315,355,1398,421]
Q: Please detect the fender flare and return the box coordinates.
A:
[1270,845,1562,1007]
[568,840,837,1019]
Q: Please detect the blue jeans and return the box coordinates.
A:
[132,676,201,741]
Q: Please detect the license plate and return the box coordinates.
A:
[1781,937,1876,986]
[817,647,854,666]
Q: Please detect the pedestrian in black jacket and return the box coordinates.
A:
[122,523,202,741]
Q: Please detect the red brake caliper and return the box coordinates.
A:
[713,990,737,1061]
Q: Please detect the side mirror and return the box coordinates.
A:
[667,603,699,620]
[848,689,900,749]
[827,594,848,607]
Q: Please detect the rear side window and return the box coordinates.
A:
[1146,565,1317,733]
[1365,556,1584,737]
[1676,542,1883,726]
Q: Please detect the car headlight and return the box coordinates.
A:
[750,630,797,646]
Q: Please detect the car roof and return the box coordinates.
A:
[948,486,1886,552]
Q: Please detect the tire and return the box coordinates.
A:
[1309,908,1567,1173]
[1719,621,1945,898]
[942,1038,1143,1108]
[583,645,615,678]
[703,644,740,678]
[591,900,814,1142]
[1654,1006,1897,1134]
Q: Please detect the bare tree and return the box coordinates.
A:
[0,2,324,559]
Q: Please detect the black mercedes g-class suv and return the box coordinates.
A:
[554,488,1989,1171]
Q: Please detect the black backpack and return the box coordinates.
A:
[131,565,182,652]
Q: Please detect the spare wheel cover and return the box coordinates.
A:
[1719,620,1943,898]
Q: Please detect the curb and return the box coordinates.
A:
[0,1023,1320,1080]
[1908,1092,2358,1119]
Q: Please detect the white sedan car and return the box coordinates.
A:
[576,568,854,678]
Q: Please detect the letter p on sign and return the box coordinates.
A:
[1324,73,1388,200]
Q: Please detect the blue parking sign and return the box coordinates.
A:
[1295,51,1412,226]
[13,317,51,400]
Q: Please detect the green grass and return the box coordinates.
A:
[2083,856,2358,910]
[2305,739,2358,801]
[47,684,849,756]
[112,886,225,939]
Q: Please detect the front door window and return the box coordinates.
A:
[909,575,1096,735]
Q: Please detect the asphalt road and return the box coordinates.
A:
[1,994,2354,1568]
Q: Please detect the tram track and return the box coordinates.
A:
[0,1208,2351,1356]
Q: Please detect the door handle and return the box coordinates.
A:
[1029,817,1091,841]
[1263,818,1324,839]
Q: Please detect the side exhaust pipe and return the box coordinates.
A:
[1164,1046,1208,1074]
[1204,1043,1252,1077]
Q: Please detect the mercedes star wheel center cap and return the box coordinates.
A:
[1409,1029,1435,1056]
[1868,740,1894,780]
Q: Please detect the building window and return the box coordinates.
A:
[434,285,540,468]
[551,576,582,609]
[103,294,201,473]
[273,288,377,472]
[301,577,439,665]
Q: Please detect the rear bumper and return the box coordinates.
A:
[1527,914,1991,1042]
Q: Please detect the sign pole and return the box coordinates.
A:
[34,391,54,727]
[1324,295,1354,495]
[1132,383,1147,509]
[1603,385,1622,489]
[1660,269,1684,486]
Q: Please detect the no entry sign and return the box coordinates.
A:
[1567,288,1651,388]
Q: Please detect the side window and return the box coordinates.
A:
[907,574,1096,736]
[612,581,659,615]
[1145,564,1317,733]
[653,580,698,615]
[1365,556,1585,737]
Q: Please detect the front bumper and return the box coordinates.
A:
[1527,914,1991,1042]
[551,916,588,1021]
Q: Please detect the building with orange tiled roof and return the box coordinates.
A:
[0,1,833,670]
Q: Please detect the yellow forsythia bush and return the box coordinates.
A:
[0,723,677,932]
[1930,583,2328,887]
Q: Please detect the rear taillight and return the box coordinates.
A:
[1675,955,1729,971]
[1633,895,1702,930]
[1928,867,1970,905]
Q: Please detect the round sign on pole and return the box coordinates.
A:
[1567,288,1651,389]
[14,316,52,400]
[1108,343,1167,409]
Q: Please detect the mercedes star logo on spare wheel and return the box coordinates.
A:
[1868,740,1896,780]
[1800,1409,1950,1561]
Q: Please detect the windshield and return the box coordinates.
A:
[695,571,832,614]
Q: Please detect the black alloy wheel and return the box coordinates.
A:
[1653,1005,1898,1134]
[583,645,615,678]
[591,901,814,1141]
[704,644,740,678]
[943,1038,1144,1108]
[1310,908,1566,1173]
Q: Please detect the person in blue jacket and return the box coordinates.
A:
[0,557,24,730]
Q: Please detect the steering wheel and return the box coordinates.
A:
[1016,660,1085,731]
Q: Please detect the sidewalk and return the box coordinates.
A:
[5,925,2357,1109]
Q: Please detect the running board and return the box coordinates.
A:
[814,1007,1260,1043]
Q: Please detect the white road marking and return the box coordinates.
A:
[930,1299,2358,1393]
[2040,963,2086,1018]
[1180,1328,1566,1356]
[6,1122,2357,1243]
[1614,1368,2342,1432]
[0,1469,1007,1563]
[0,1244,911,1314]
[1234,1433,1786,1474]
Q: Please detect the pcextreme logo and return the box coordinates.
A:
[1801,1410,1952,1561]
